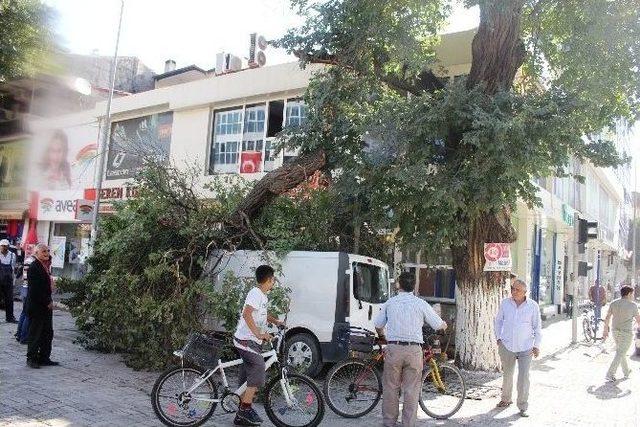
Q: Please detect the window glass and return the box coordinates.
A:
[285,99,308,127]
[353,263,389,304]
[210,108,243,173]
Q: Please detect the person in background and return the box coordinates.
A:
[589,280,606,321]
[375,272,447,427]
[565,273,575,318]
[0,239,17,323]
[495,279,542,418]
[603,286,640,381]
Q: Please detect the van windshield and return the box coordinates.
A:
[353,262,389,304]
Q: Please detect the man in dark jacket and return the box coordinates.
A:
[25,244,58,369]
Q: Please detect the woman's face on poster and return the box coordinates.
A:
[47,138,66,167]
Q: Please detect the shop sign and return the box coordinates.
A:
[50,235,66,269]
[99,186,139,200]
[75,199,94,222]
[37,190,84,221]
[553,240,565,305]
[483,243,512,271]
[561,204,574,226]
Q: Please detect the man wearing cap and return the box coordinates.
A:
[0,239,17,323]
[375,272,447,427]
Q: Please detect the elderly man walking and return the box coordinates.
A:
[494,279,542,417]
[375,272,447,427]
[603,285,640,381]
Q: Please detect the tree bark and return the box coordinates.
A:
[455,277,503,371]
[452,0,527,371]
[230,149,326,226]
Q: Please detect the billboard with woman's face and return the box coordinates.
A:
[29,123,99,193]
[106,112,173,180]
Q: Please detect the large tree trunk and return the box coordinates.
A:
[449,1,527,371]
[455,277,503,370]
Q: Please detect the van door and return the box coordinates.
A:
[350,262,390,332]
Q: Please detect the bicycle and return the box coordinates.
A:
[581,302,605,342]
[151,324,325,427]
[324,326,466,420]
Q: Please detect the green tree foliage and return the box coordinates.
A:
[268,0,638,369]
[0,0,54,82]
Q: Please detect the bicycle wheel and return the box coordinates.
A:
[324,359,382,418]
[419,363,465,420]
[151,365,218,427]
[264,372,325,427]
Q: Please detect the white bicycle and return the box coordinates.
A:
[151,324,325,427]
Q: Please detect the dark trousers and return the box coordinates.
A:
[26,311,53,362]
[1,276,14,321]
[565,295,574,317]
[16,310,29,342]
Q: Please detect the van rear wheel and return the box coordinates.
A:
[285,333,323,377]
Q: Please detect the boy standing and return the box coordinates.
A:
[233,265,283,426]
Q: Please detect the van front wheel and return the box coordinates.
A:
[285,333,323,377]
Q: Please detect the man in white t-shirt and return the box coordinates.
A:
[232,265,283,426]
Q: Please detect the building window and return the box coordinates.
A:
[285,99,308,127]
[240,104,266,174]
[210,108,243,173]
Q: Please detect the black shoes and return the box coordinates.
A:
[234,407,263,426]
[26,359,40,369]
[39,359,60,366]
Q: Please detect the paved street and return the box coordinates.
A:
[1,303,639,426]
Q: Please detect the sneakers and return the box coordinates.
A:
[605,375,616,382]
[234,406,263,426]
[519,410,529,417]
[39,359,60,366]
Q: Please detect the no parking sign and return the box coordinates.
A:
[483,243,512,271]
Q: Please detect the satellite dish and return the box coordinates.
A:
[257,51,266,67]
[257,35,268,50]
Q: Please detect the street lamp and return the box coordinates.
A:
[90,0,125,253]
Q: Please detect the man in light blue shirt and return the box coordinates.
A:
[375,272,446,427]
[494,278,542,417]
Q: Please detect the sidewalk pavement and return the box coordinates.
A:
[1,303,639,426]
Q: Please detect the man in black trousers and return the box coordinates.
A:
[0,238,17,323]
[25,243,58,369]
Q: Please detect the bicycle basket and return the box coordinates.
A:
[348,328,375,354]
[182,332,225,368]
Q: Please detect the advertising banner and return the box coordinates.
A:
[0,140,26,201]
[29,124,98,192]
[483,243,512,272]
[106,112,173,180]
[35,190,85,222]
[50,235,66,269]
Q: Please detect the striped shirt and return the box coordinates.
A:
[374,291,445,343]
[494,297,542,353]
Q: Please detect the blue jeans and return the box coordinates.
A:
[15,310,29,343]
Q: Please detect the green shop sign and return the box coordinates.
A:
[561,204,574,226]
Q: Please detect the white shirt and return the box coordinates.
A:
[0,251,15,268]
[374,291,445,343]
[566,279,575,296]
[234,287,268,344]
[494,297,542,353]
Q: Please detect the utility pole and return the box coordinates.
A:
[572,212,580,344]
[90,0,125,251]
